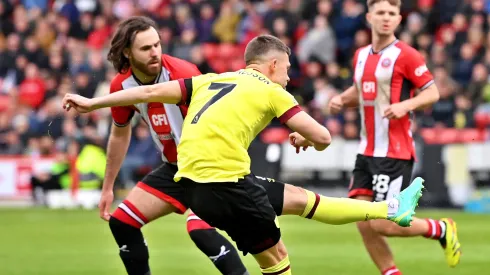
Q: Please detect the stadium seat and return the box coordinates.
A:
[230,58,246,71]
[218,43,237,59]
[209,59,228,73]
[202,43,219,60]
[474,113,489,129]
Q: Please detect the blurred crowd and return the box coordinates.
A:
[1,0,490,186]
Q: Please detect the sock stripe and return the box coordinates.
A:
[382,266,400,275]
[262,265,290,275]
[305,193,321,219]
[384,269,400,275]
[122,200,149,223]
[111,208,142,229]
[119,203,146,226]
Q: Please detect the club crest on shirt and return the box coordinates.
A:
[381,58,391,68]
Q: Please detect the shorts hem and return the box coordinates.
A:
[136,182,187,214]
[348,188,374,198]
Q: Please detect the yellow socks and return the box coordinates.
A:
[301,190,388,224]
[261,256,292,275]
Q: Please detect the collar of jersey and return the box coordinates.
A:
[370,39,399,55]
[243,68,269,79]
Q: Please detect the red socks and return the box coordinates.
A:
[382,266,401,275]
[424,218,446,240]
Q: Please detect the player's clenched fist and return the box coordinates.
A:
[289,132,313,154]
[62,93,95,113]
[327,94,344,114]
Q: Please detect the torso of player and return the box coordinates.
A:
[175,69,299,183]
[122,70,184,164]
[353,40,433,160]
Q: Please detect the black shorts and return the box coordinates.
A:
[137,163,285,216]
[348,154,413,202]
[179,174,281,255]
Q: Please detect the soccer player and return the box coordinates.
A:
[96,16,250,275]
[63,34,425,275]
[327,1,461,274]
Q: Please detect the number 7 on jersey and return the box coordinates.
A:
[191,82,237,124]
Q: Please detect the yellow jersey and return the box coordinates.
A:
[175,68,301,183]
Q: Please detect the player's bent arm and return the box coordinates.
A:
[341,85,360,107]
[102,124,132,192]
[404,82,440,111]
[285,111,332,151]
[91,81,183,109]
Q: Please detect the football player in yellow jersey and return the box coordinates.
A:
[63,35,425,275]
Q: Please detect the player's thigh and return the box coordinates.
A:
[348,154,375,200]
[127,163,188,221]
[370,157,413,202]
[252,239,289,269]
[185,175,281,255]
[254,175,286,216]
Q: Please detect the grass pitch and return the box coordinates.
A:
[1,208,488,274]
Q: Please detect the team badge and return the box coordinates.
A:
[381,58,391,68]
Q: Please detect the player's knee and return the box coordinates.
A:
[186,212,213,233]
[282,184,308,216]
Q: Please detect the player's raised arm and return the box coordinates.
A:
[285,112,331,151]
[270,87,331,151]
[63,80,184,113]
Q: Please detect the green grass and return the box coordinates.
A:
[1,209,488,274]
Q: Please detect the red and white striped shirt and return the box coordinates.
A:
[110,54,201,164]
[353,40,434,160]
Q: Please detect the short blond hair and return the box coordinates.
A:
[244,35,291,65]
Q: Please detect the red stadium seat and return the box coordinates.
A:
[218,43,236,59]
[209,59,228,73]
[474,112,489,129]
[0,95,10,112]
[230,58,245,71]
[202,43,219,60]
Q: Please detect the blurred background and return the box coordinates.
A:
[0,0,489,274]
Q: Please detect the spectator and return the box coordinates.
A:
[297,15,336,64]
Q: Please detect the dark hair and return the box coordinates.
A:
[244,35,291,65]
[107,16,159,73]
[367,0,401,9]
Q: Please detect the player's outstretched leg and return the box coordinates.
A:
[281,177,424,226]
[186,211,249,275]
[369,214,461,266]
[108,187,177,275]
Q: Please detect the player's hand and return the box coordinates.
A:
[289,132,313,154]
[62,93,95,113]
[98,190,114,221]
[384,102,410,119]
[327,95,344,114]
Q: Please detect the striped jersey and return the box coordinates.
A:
[353,40,434,160]
[109,54,201,164]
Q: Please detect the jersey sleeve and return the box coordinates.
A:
[177,74,215,106]
[110,78,135,127]
[269,86,302,124]
[402,49,434,90]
